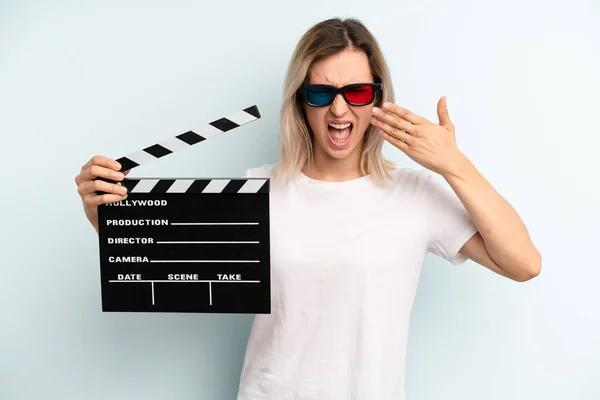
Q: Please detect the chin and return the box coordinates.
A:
[325,148,353,159]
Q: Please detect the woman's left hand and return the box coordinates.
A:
[370,96,465,176]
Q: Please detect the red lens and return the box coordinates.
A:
[345,85,374,104]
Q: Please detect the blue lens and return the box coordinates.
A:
[305,86,334,106]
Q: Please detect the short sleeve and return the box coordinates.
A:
[244,163,276,179]
[420,171,478,265]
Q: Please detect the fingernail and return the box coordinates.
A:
[383,102,390,108]
[371,117,377,124]
[114,162,121,170]
[119,186,127,194]
[116,172,125,179]
[372,107,380,114]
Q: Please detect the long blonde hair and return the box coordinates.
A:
[273,17,396,184]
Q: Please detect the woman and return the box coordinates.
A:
[75,17,541,400]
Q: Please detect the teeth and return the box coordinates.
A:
[328,122,352,129]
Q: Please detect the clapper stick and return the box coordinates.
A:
[94,105,261,190]
[116,105,260,172]
[96,104,271,314]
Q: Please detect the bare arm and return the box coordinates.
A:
[444,155,541,282]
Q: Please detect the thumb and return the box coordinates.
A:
[437,96,453,129]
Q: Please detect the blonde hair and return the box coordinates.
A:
[273,17,396,184]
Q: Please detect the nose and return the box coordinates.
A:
[330,93,349,116]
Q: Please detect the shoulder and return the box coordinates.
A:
[244,163,277,179]
[388,166,433,190]
[387,167,453,203]
[391,167,464,211]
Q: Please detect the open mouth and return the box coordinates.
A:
[327,122,353,149]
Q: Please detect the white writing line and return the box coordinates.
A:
[171,222,259,226]
[155,241,259,244]
[150,260,259,263]
[108,280,260,283]
[151,282,155,305]
[209,282,212,306]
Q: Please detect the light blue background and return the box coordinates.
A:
[1,1,599,399]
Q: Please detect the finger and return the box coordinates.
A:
[81,155,122,173]
[381,102,426,125]
[378,129,410,153]
[79,177,128,197]
[437,96,453,128]
[123,169,132,176]
[83,193,128,208]
[370,117,414,146]
[372,107,416,135]
[81,164,126,184]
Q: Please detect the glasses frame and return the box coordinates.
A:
[301,82,383,107]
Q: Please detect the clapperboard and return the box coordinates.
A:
[97,106,270,314]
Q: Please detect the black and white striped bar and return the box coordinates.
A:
[97,178,270,314]
[118,178,269,194]
[115,105,260,172]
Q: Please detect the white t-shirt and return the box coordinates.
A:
[237,163,478,400]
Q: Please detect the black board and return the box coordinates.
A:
[97,177,270,313]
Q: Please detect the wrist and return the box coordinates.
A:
[442,152,472,181]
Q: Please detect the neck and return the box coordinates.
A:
[302,143,364,182]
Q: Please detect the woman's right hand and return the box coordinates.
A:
[75,155,131,233]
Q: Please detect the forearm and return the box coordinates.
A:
[442,154,541,277]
